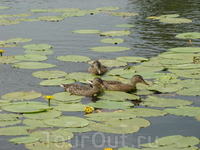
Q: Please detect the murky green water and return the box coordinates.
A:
[0,0,200,149]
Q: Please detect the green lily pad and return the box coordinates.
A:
[90,46,131,52]
[39,78,75,86]
[100,38,124,44]
[160,18,192,24]
[154,75,180,84]
[23,110,62,120]
[89,59,127,67]
[54,103,88,111]
[9,136,40,144]
[141,96,193,107]
[0,44,20,47]
[29,9,48,13]
[108,67,135,76]
[30,129,74,142]
[46,8,80,13]
[53,92,83,103]
[1,102,52,113]
[65,72,97,81]
[159,59,192,65]
[0,18,20,25]
[23,44,52,50]
[0,126,35,135]
[96,6,120,11]
[0,113,22,121]
[0,6,10,9]
[195,116,200,122]
[61,12,85,17]
[32,70,67,79]
[169,47,200,53]
[115,24,135,27]
[178,79,200,88]
[110,12,139,17]
[100,30,131,37]
[116,56,148,63]
[0,56,21,64]
[78,9,100,15]
[12,62,56,69]
[159,14,180,18]
[5,38,32,43]
[88,100,134,109]
[66,126,92,133]
[98,91,140,101]
[120,72,169,79]
[57,55,90,62]
[72,29,100,34]
[2,91,42,101]
[0,120,21,126]
[164,106,200,116]
[14,54,47,61]
[26,142,72,150]
[147,83,183,93]
[118,147,139,150]
[37,15,65,22]
[159,52,200,60]
[43,116,89,127]
[124,108,167,117]
[23,119,53,127]
[24,49,54,55]
[175,32,200,39]
[169,69,200,78]
[169,64,200,70]
[134,65,165,72]
[176,87,200,96]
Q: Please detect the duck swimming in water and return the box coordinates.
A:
[60,77,106,96]
[88,60,108,75]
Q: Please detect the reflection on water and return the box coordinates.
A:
[0,0,200,149]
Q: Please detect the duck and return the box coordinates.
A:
[101,75,149,92]
[88,60,108,75]
[60,77,106,96]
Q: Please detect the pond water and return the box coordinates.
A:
[0,0,200,150]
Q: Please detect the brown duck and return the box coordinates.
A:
[88,60,108,75]
[60,77,106,96]
[101,75,149,92]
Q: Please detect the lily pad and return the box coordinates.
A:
[100,38,124,44]
[0,56,21,64]
[0,126,35,135]
[164,106,200,116]
[118,147,139,150]
[116,56,148,63]
[0,18,20,25]
[134,65,165,72]
[110,12,139,17]
[176,87,200,96]
[78,9,100,15]
[23,44,52,50]
[12,62,56,69]
[37,16,65,22]
[89,59,127,67]
[175,32,200,39]
[29,9,48,13]
[23,119,53,127]
[72,29,100,34]
[2,91,42,101]
[160,18,192,24]
[9,136,40,144]
[159,59,192,65]
[96,6,120,11]
[43,116,89,127]
[88,100,134,109]
[26,142,72,150]
[141,96,193,107]
[169,64,200,70]
[57,55,90,62]
[23,110,62,120]
[30,129,74,142]
[61,12,85,17]
[90,46,131,52]
[98,91,140,101]
[65,72,98,81]
[169,69,200,78]
[115,24,135,27]
[147,83,183,93]
[108,67,135,76]
[39,78,75,86]
[178,79,200,88]
[124,108,167,117]
[24,49,54,55]
[53,92,83,103]
[0,113,22,121]
[46,8,80,13]
[120,72,168,79]
[32,70,67,79]
[0,120,21,126]
[54,103,88,111]
[5,38,32,44]
[154,76,180,84]
[0,6,10,9]
[168,47,200,53]
[100,30,131,37]
[66,126,92,133]
[14,54,47,61]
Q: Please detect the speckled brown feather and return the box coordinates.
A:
[88,60,108,75]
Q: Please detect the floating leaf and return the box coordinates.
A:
[12,62,56,69]
[147,83,183,93]
[0,56,21,64]
[23,44,52,50]
[115,24,135,27]
[0,18,20,25]
[5,38,32,44]
[159,59,192,65]
[65,72,97,81]
[29,9,48,13]
[30,129,74,142]
[54,103,88,111]
[108,67,135,76]
[118,147,139,150]
[168,47,200,53]
[89,59,127,67]
[110,12,139,17]
[175,32,200,39]
[178,79,200,88]
[159,53,200,60]
[164,106,200,116]
[169,64,200,70]
[24,49,53,55]
[46,8,80,13]
[100,30,131,37]
[96,6,120,11]
[57,55,90,62]
[195,116,200,122]
[116,56,148,63]
[23,110,62,120]
[9,136,40,144]
[159,14,180,18]
[39,78,75,86]
[78,9,100,15]
[0,126,35,135]
[169,69,200,78]
[124,108,167,117]
[0,6,10,9]
[0,113,22,121]
[120,72,169,79]
[26,142,72,150]
[14,54,47,61]
[176,87,200,96]
[37,15,65,22]
[61,12,85,17]
[88,100,134,109]
[160,18,192,24]
[72,29,100,34]
[100,38,124,44]
[141,96,193,107]
[90,46,131,52]
[53,92,83,103]
[0,120,21,126]
[23,119,52,127]
[32,70,67,79]
[66,126,92,133]
[43,116,89,127]
[98,91,139,101]
[134,65,165,72]
[154,76,180,84]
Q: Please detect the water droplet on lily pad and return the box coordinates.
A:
[57,55,90,62]
[32,70,67,79]
[12,62,56,69]
[9,136,40,144]
[100,30,131,37]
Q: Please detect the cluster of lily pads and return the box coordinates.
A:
[0,5,200,150]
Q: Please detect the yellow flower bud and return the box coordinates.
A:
[104,148,114,150]
[84,106,94,114]
[45,95,53,100]
[0,50,4,53]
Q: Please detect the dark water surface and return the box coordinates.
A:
[0,0,200,150]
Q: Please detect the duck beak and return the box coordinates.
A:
[97,69,102,75]
[142,80,149,86]
[87,80,93,84]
